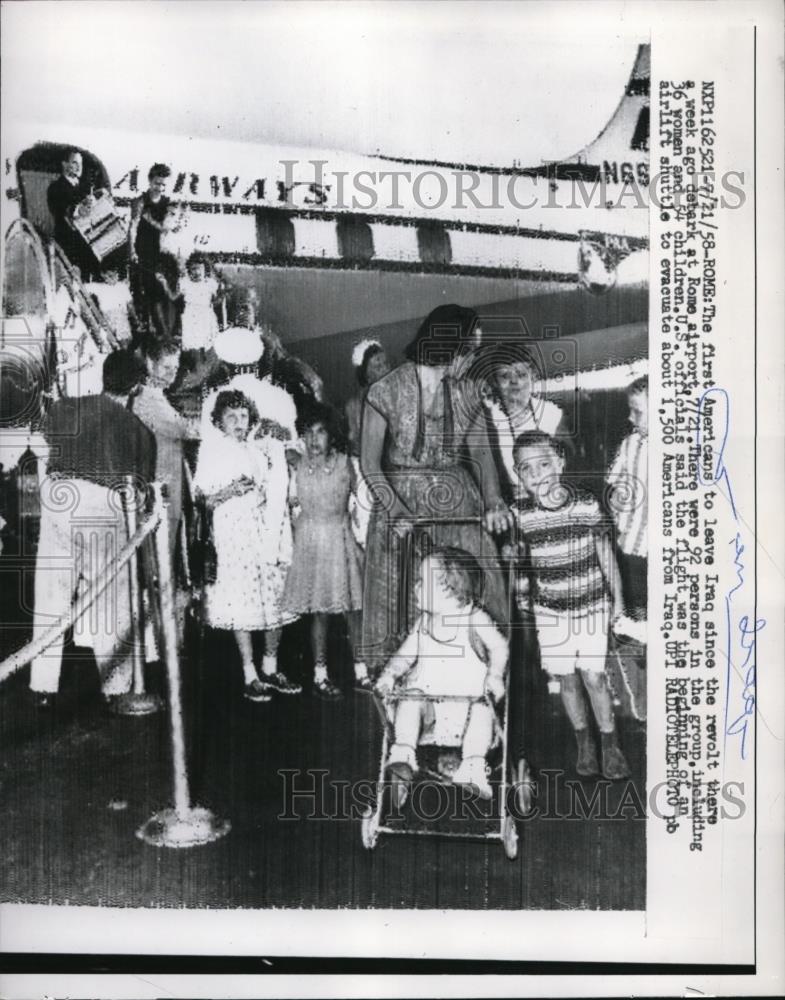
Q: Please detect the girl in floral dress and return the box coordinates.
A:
[283,404,368,700]
[198,327,302,697]
[194,388,296,702]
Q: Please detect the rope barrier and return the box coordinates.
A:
[0,488,164,685]
[0,478,230,848]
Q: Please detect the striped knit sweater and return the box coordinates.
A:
[511,489,610,619]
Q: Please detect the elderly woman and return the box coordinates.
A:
[360,304,506,673]
[470,342,568,509]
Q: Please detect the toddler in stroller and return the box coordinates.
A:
[375,546,508,802]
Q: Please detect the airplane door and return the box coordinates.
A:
[15,143,110,241]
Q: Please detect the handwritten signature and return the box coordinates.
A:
[696,388,765,760]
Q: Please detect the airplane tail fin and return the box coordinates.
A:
[570,43,650,164]
[524,43,650,182]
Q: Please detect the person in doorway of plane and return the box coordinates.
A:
[47,149,103,280]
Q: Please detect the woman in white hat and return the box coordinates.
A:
[196,327,301,699]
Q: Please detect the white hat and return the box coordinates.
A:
[351,338,382,368]
[213,327,264,366]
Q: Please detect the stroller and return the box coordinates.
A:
[360,516,533,860]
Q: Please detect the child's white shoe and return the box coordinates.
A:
[612,614,647,647]
[452,756,492,800]
[385,746,417,809]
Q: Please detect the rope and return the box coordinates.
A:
[0,492,164,684]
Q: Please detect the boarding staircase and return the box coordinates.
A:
[1,218,120,427]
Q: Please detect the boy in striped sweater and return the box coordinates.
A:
[510,430,630,780]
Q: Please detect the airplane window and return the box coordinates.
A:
[255,210,295,258]
[336,216,374,264]
[417,223,452,267]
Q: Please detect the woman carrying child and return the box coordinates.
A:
[375,546,508,802]
[282,403,368,700]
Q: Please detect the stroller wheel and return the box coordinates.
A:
[502,814,518,861]
[515,758,536,818]
[361,807,379,850]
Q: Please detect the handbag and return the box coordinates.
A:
[191,498,218,589]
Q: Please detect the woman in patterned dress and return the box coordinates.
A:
[359,304,508,674]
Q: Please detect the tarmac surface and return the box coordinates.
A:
[1,606,646,912]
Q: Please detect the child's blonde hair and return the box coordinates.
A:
[426,546,486,608]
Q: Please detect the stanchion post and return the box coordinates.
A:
[156,482,190,816]
[111,476,163,716]
[137,483,230,848]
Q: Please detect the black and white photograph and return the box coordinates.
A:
[0,0,782,995]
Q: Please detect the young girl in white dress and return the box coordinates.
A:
[181,252,221,354]
[197,327,302,697]
[194,387,297,702]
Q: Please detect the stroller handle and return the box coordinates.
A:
[389,515,486,528]
[371,689,504,732]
